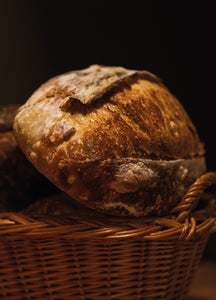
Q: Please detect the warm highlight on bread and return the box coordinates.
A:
[13,65,206,216]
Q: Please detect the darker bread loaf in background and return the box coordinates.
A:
[22,192,101,218]
[13,65,206,217]
[0,105,19,132]
[0,105,59,212]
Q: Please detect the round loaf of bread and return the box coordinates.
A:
[13,65,206,217]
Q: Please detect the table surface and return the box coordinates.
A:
[188,261,216,300]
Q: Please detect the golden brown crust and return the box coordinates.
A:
[13,65,205,216]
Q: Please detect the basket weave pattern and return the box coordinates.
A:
[0,172,216,300]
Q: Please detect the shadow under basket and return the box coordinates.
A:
[0,172,216,300]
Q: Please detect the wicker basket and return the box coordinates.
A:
[0,172,216,300]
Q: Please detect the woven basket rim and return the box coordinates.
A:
[0,207,215,242]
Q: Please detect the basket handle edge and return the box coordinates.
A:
[171,172,216,225]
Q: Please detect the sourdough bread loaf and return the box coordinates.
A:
[13,65,206,216]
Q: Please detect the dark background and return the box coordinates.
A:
[0,1,215,258]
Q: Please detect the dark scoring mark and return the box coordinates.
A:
[62,127,76,141]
